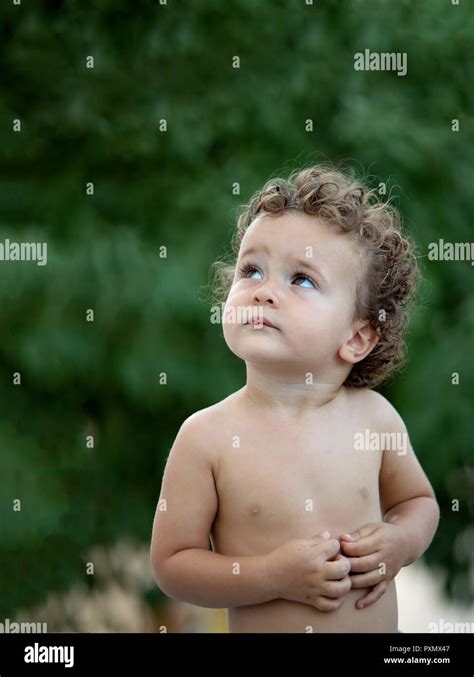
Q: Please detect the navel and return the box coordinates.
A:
[359,486,369,499]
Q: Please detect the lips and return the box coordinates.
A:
[247,317,278,329]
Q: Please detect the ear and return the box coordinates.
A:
[338,321,379,365]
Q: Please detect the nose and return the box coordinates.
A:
[251,283,279,307]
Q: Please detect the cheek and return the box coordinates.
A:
[222,292,244,326]
[293,296,349,339]
[222,321,232,347]
[222,310,240,349]
[224,285,244,308]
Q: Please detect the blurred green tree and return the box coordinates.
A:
[0,0,472,617]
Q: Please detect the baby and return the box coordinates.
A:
[150,164,440,633]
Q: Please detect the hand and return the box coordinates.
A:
[340,522,407,609]
[266,531,352,611]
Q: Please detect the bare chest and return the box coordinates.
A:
[211,417,383,554]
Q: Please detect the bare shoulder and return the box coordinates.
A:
[181,390,242,434]
[175,390,243,466]
[343,387,406,431]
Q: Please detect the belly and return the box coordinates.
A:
[227,581,398,633]
[210,479,395,633]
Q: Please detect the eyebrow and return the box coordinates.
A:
[239,245,271,259]
[239,245,329,284]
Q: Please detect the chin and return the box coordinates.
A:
[234,343,290,365]
[224,336,274,361]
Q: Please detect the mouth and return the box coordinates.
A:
[246,318,279,330]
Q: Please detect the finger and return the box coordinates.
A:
[322,576,352,598]
[313,595,344,612]
[350,570,384,589]
[309,530,331,543]
[346,552,381,573]
[339,534,379,556]
[339,533,357,543]
[356,581,388,609]
[317,539,341,561]
[325,557,351,579]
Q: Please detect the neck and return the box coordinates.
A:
[241,362,345,417]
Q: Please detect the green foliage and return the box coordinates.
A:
[0,0,472,616]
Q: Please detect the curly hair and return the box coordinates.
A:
[211,164,419,389]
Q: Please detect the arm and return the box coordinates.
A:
[150,413,276,608]
[379,404,440,567]
[156,550,274,609]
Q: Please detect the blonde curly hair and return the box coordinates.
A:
[211,164,419,389]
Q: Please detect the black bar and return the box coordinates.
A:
[0,632,471,675]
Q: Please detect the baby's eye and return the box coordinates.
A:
[238,263,263,280]
[238,262,317,289]
[292,273,317,289]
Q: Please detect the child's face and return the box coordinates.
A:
[222,211,366,376]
